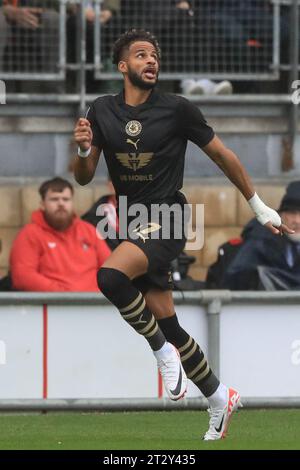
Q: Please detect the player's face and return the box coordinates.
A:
[121,41,159,90]
[41,188,74,231]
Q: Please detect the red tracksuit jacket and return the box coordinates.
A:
[10,210,111,292]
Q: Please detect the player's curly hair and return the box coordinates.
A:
[112,29,161,65]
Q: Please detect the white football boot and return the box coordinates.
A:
[156,343,187,401]
[203,387,242,440]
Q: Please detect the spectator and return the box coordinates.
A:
[199,1,273,67]
[10,177,111,292]
[207,181,300,290]
[67,0,120,61]
[181,78,233,95]
[67,1,120,92]
[0,2,8,71]
[186,0,274,94]
[0,0,59,74]
[120,0,196,72]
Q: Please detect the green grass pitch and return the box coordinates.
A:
[0,410,299,450]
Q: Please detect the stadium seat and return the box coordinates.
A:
[0,227,19,272]
[183,184,237,227]
[0,186,22,227]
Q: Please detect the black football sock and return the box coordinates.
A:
[158,314,219,397]
[98,267,165,351]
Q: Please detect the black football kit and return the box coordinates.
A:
[87,89,214,292]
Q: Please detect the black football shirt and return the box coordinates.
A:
[87,89,214,205]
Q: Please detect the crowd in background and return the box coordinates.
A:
[0,0,297,94]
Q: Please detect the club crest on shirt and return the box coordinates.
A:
[125,120,142,137]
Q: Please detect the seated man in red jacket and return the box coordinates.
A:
[10,177,111,291]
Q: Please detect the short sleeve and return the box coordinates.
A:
[86,102,105,149]
[177,98,215,148]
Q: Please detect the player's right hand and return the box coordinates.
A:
[74,118,93,151]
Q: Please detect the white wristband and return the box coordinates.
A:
[78,146,91,158]
[248,192,281,227]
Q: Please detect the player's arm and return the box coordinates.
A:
[73,118,101,185]
[202,135,294,236]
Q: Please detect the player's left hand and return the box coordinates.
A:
[248,192,295,236]
[264,220,295,236]
[255,205,294,236]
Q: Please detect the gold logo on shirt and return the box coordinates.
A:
[126,138,140,150]
[116,152,153,171]
[125,120,142,137]
[133,223,161,242]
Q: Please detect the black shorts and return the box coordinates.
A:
[118,191,188,294]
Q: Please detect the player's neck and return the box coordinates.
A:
[124,85,152,107]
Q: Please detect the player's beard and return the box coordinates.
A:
[127,66,158,90]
